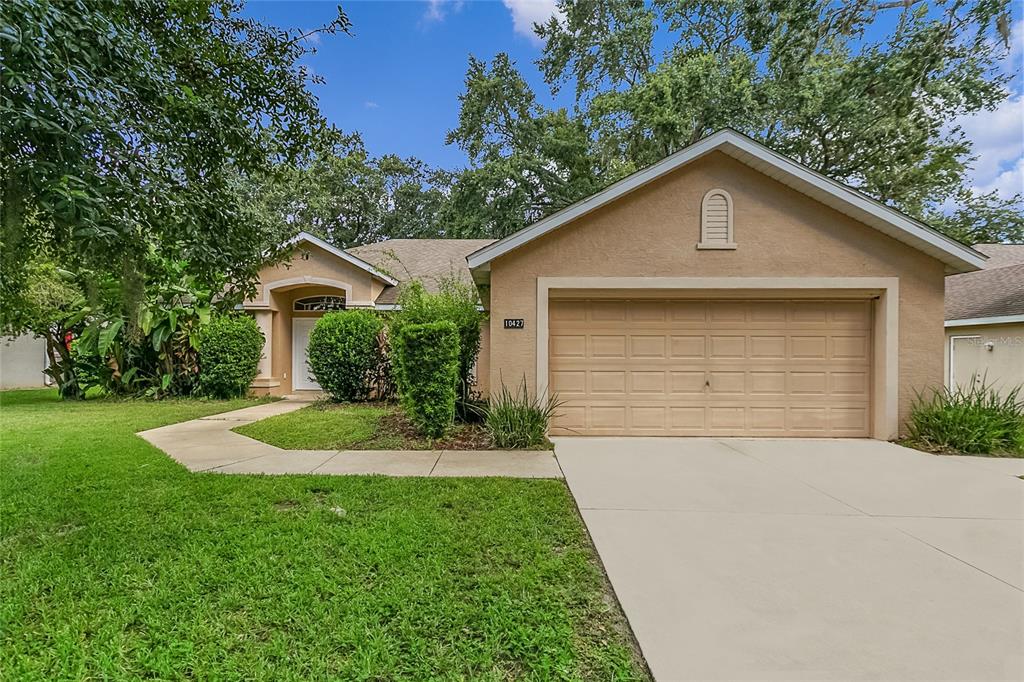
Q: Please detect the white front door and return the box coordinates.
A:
[292,318,321,391]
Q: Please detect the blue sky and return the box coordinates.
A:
[242,1,1023,200]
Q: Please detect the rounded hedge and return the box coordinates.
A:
[307,310,385,402]
[197,314,264,398]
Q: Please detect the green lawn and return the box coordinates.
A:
[235,403,411,450]
[0,389,646,680]
[234,402,553,451]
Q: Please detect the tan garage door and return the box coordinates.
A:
[549,298,873,437]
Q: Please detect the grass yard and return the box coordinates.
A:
[0,390,646,680]
[234,402,554,451]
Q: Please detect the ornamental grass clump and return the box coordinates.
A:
[907,379,1024,456]
[483,380,561,449]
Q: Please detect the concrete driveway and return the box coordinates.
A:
[554,438,1024,681]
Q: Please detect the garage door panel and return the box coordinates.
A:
[630,336,667,358]
[791,336,828,358]
[831,371,869,395]
[670,336,706,358]
[550,370,586,395]
[591,335,626,358]
[549,298,872,437]
[709,336,746,358]
[750,371,786,395]
[551,335,586,358]
[750,407,787,431]
[591,371,626,395]
[750,335,786,358]
[591,300,627,321]
[832,335,870,359]
[670,301,708,323]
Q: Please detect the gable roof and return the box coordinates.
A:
[283,232,398,286]
[466,129,985,275]
[945,244,1024,323]
[347,238,495,306]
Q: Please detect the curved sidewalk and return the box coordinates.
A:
[137,400,561,478]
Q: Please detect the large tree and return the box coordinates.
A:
[252,132,451,248]
[443,54,605,238]
[0,0,348,314]
[449,0,1021,242]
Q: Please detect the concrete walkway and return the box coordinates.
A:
[138,400,561,478]
[556,437,1024,682]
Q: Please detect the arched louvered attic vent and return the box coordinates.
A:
[697,189,736,250]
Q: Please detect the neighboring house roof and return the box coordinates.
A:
[972,243,1024,270]
[945,244,1024,323]
[284,232,399,286]
[347,238,495,306]
[466,128,985,275]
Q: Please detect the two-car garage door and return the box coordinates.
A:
[548,298,873,437]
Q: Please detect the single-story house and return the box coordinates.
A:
[944,243,1024,396]
[246,129,988,440]
[241,235,494,393]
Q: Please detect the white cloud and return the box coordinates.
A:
[424,0,463,22]
[974,156,1024,198]
[364,101,379,109]
[954,93,1024,199]
[502,0,562,43]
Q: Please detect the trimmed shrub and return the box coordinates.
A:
[197,315,264,398]
[307,310,385,402]
[907,379,1024,456]
[392,321,460,438]
[392,278,483,406]
[481,379,561,449]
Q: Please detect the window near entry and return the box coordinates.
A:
[294,295,346,312]
[697,188,736,249]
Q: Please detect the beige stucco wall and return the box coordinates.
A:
[485,151,947,435]
[944,322,1024,397]
[250,242,378,306]
[245,243,384,395]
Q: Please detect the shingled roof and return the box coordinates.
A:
[945,244,1024,321]
[347,238,495,306]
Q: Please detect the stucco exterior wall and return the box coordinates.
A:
[245,243,383,395]
[944,322,1024,397]
[485,151,947,435]
[249,242,378,306]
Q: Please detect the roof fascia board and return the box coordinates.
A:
[283,232,399,286]
[945,314,1024,327]
[726,137,985,272]
[466,130,985,273]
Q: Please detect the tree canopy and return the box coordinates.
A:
[251,132,451,249]
[445,0,1021,242]
[3,0,1020,315]
[1,0,348,312]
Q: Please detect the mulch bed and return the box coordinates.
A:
[377,410,494,450]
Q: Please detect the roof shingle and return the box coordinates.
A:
[945,244,1024,321]
[347,239,495,306]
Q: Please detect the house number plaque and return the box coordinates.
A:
[503,318,525,329]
